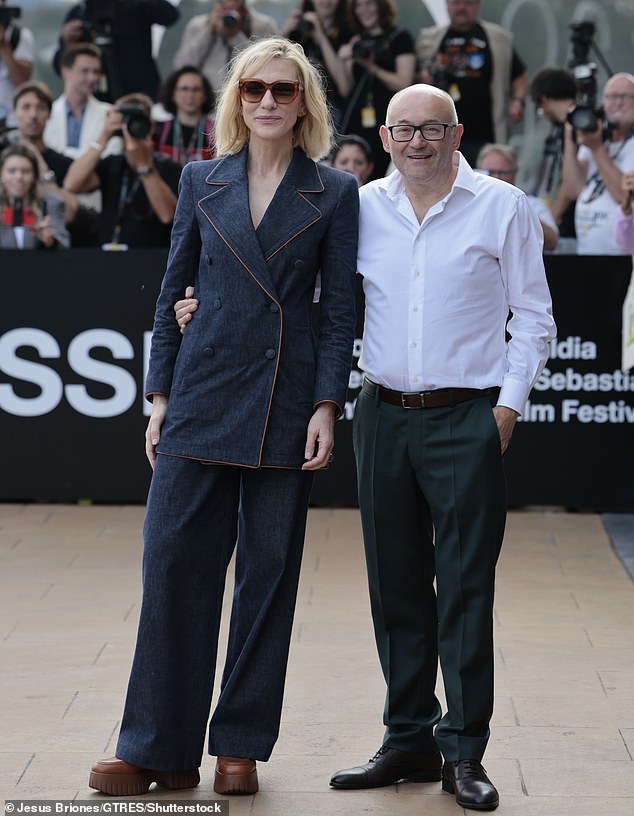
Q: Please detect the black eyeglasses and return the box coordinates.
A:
[238,79,300,104]
[387,123,456,142]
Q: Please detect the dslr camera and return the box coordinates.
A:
[0,5,20,27]
[566,21,611,139]
[352,38,380,61]
[116,104,152,140]
[222,9,241,30]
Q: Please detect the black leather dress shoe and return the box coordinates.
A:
[442,760,499,811]
[330,745,442,789]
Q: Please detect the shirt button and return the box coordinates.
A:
[269,303,279,313]
[265,348,276,359]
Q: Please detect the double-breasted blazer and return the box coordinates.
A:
[146,146,359,468]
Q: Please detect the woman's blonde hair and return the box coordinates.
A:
[214,37,333,161]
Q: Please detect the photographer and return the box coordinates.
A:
[560,72,634,255]
[0,1,33,128]
[52,0,180,101]
[338,0,416,179]
[63,93,181,248]
[173,1,278,95]
[283,0,351,127]
[529,67,577,244]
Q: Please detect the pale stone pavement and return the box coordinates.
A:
[1,504,633,815]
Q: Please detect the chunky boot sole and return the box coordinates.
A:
[89,768,200,797]
[214,766,258,795]
[442,777,499,811]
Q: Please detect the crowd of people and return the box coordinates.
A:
[0,0,632,254]
[1,4,629,812]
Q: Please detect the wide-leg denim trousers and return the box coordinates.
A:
[116,454,314,770]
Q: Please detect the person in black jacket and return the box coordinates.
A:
[52,0,180,101]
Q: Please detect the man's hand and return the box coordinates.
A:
[123,126,154,172]
[145,395,168,469]
[302,403,336,471]
[492,405,519,455]
[174,286,198,334]
[61,19,86,47]
[574,120,604,152]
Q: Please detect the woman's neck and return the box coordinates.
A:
[247,138,294,178]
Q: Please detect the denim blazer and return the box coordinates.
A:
[146,146,359,468]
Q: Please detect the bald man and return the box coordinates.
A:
[329,84,555,811]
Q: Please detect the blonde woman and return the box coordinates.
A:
[89,37,358,798]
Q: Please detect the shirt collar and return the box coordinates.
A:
[376,151,478,205]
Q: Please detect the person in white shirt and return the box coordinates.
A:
[329,84,555,811]
[0,0,33,127]
[561,72,634,255]
[475,142,559,250]
[44,42,121,160]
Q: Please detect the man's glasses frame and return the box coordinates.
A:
[238,79,301,104]
[386,123,456,142]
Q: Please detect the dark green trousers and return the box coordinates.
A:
[353,387,507,761]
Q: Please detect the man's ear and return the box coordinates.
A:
[379,124,390,154]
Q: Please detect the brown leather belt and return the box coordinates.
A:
[362,378,495,409]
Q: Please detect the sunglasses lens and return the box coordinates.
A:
[271,82,297,102]
[240,81,266,102]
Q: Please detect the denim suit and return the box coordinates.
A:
[146,146,359,467]
[115,147,359,770]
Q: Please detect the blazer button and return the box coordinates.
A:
[269,303,279,313]
[265,348,276,360]
[214,298,222,310]
[206,255,212,265]
[203,346,215,356]
[294,259,304,269]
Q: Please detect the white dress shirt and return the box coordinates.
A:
[357,154,556,416]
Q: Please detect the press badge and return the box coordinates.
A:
[361,105,377,128]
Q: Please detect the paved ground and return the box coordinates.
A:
[1,504,633,815]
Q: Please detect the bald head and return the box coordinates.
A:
[386,84,458,127]
[602,72,634,132]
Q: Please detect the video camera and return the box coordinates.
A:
[566,21,611,139]
[0,5,20,27]
[116,104,152,140]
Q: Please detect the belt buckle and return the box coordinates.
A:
[401,392,425,409]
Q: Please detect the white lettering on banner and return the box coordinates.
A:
[548,336,597,360]
[0,329,64,416]
[0,328,139,418]
[562,399,634,424]
[534,367,634,392]
[66,330,136,418]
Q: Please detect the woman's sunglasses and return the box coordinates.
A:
[238,79,300,104]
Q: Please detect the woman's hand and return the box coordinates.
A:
[145,395,168,469]
[33,215,55,248]
[302,403,337,470]
[621,169,634,215]
[174,285,198,333]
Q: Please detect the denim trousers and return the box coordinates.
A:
[116,454,314,770]
[353,389,507,762]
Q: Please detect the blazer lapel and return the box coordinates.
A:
[255,148,324,262]
[196,148,324,299]
[197,149,278,299]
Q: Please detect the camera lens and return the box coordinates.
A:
[352,39,375,60]
[125,113,151,140]
[223,10,240,28]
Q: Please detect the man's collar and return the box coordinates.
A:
[376,151,478,201]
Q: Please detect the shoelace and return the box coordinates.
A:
[455,760,488,779]
[369,746,390,763]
